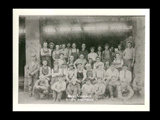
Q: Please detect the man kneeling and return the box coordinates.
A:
[33,76,50,99]
[66,77,81,100]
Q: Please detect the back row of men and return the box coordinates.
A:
[24,42,143,102]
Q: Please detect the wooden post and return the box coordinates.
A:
[24,16,41,92]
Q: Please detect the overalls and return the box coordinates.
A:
[77,70,84,88]
[71,49,78,62]
[41,48,51,67]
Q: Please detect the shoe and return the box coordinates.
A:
[29,93,32,97]
[110,96,114,100]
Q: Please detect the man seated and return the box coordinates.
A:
[33,75,50,99]
[51,75,66,102]
[94,62,106,83]
[85,63,96,85]
[93,78,106,100]
[117,65,134,101]
[66,77,81,100]
[132,75,144,97]
[81,79,94,100]
[105,62,120,100]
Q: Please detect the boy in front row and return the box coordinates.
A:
[66,77,81,100]
[81,79,94,100]
[51,75,66,102]
[93,78,106,100]
[33,75,50,99]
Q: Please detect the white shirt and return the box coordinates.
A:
[120,70,132,83]
[88,52,98,61]
[105,67,119,80]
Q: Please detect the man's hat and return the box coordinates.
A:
[49,42,54,46]
[85,63,91,68]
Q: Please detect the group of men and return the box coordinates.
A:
[24,41,143,102]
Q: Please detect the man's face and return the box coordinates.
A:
[62,44,65,49]
[70,56,74,61]
[127,43,131,48]
[80,54,84,59]
[82,44,86,49]
[105,45,108,50]
[118,45,121,50]
[116,54,120,59]
[72,44,76,48]
[91,48,94,52]
[50,44,54,49]
[67,43,71,47]
[98,47,102,51]
[96,58,100,62]
[43,42,47,48]
[105,61,109,66]
[69,66,74,70]
[56,45,59,50]
[111,76,116,81]
[43,60,48,66]
[77,64,82,69]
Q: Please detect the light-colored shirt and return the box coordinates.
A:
[60,48,68,58]
[66,69,77,80]
[105,67,119,80]
[82,84,94,93]
[35,79,49,87]
[57,59,66,68]
[88,52,98,61]
[123,48,135,60]
[94,69,105,79]
[94,83,105,94]
[41,48,52,56]
[74,58,87,68]
[120,70,132,83]
[93,62,104,70]
[51,81,66,91]
[113,59,124,68]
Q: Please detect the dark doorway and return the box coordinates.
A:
[19,17,26,90]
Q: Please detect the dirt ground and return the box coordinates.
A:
[18,91,144,105]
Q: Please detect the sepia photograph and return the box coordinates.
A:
[13,9,149,111]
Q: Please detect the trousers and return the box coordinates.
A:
[52,90,63,100]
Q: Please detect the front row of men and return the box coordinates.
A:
[25,53,142,102]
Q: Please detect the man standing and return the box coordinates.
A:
[25,53,39,97]
[79,43,88,60]
[102,44,111,64]
[123,42,135,71]
[117,65,134,101]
